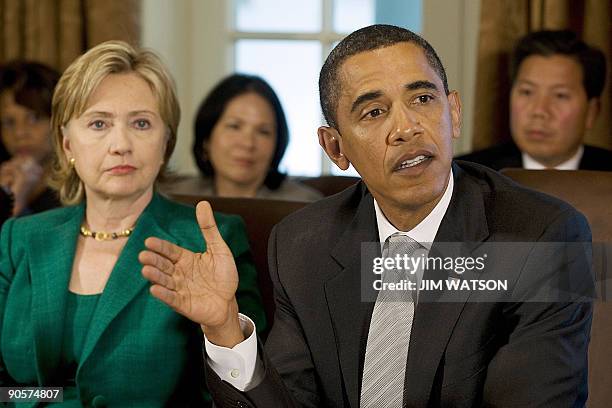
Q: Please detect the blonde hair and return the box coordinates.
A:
[50,40,180,205]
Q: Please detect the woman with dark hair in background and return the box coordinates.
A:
[0,61,61,222]
[180,73,321,201]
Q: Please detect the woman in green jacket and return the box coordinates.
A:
[0,41,265,407]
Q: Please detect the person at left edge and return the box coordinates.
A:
[0,61,62,226]
[0,40,265,407]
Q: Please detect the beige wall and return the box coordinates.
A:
[141,0,480,175]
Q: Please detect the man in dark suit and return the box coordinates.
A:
[458,30,612,171]
[140,25,593,407]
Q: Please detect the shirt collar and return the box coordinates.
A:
[522,145,584,170]
[373,169,454,250]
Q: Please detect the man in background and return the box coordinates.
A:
[458,30,611,170]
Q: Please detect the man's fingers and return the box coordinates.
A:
[149,285,180,310]
[139,250,176,275]
[141,265,176,290]
[144,237,184,263]
[196,201,228,252]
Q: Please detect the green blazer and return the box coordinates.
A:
[0,193,265,407]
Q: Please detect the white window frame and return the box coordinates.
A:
[141,0,479,176]
[228,0,358,175]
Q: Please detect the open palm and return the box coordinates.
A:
[139,201,239,328]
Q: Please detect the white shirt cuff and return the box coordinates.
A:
[204,313,261,391]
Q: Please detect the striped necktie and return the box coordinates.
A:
[360,233,420,408]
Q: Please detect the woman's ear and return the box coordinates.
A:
[318,126,349,170]
[61,125,72,158]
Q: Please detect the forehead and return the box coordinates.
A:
[83,72,159,114]
[516,55,584,88]
[226,92,272,112]
[223,92,276,121]
[337,42,443,101]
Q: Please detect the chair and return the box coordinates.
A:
[501,169,612,408]
[299,175,360,197]
[169,193,309,339]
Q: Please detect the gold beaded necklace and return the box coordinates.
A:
[80,224,134,241]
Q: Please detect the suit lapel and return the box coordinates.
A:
[403,164,490,406]
[79,194,169,369]
[29,205,83,384]
[324,187,378,408]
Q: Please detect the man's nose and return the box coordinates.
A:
[388,106,424,145]
[530,94,551,119]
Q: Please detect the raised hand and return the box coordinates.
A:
[139,201,245,347]
[0,156,44,216]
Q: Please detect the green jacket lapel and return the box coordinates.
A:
[29,204,83,384]
[78,194,171,370]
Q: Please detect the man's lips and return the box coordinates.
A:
[393,150,434,171]
[525,129,552,140]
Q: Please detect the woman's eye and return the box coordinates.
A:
[555,93,570,100]
[90,120,106,130]
[26,112,43,124]
[0,117,15,130]
[517,88,532,96]
[134,119,151,129]
[258,128,273,137]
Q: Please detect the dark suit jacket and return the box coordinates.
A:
[206,161,593,407]
[456,141,612,171]
[0,193,265,407]
[0,187,61,229]
[0,188,11,227]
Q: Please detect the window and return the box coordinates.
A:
[231,0,422,177]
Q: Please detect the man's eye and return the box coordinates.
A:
[555,93,570,100]
[366,108,384,118]
[415,95,434,104]
[134,119,151,129]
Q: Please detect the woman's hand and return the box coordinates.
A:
[139,201,245,347]
[0,156,44,216]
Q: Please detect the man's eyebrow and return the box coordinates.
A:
[350,90,384,114]
[404,80,439,92]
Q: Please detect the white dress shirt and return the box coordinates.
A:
[522,145,583,170]
[204,170,455,391]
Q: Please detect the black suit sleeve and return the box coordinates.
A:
[0,188,13,228]
[205,225,317,408]
[482,210,593,407]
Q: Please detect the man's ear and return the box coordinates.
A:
[585,97,600,130]
[318,126,350,170]
[447,91,462,140]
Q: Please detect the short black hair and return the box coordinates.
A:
[193,73,289,190]
[511,30,607,99]
[319,24,449,129]
[0,60,60,162]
